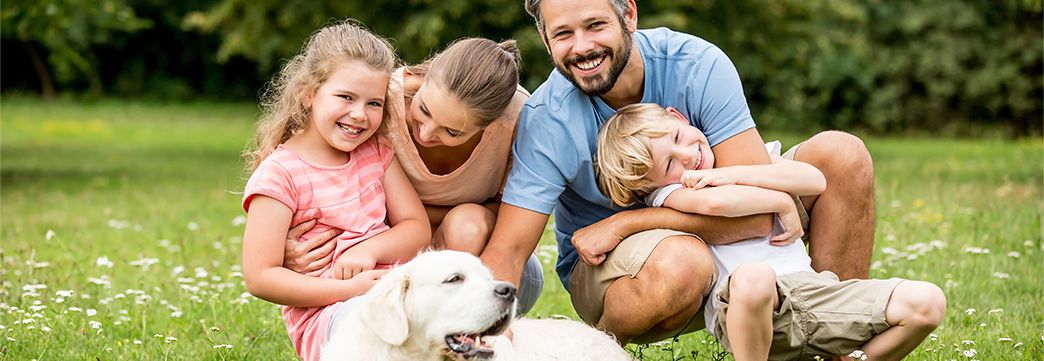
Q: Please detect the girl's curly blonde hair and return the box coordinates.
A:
[594,103,673,207]
[244,20,398,171]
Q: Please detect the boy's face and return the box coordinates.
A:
[645,108,714,187]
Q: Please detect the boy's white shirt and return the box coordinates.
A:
[644,141,814,336]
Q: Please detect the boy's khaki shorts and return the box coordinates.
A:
[713,271,904,360]
[568,229,713,344]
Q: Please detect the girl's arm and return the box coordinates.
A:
[682,157,826,196]
[662,184,794,218]
[242,196,382,307]
[340,158,431,264]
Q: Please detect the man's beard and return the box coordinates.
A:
[557,28,634,97]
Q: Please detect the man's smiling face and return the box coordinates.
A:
[539,0,635,96]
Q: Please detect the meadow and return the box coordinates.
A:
[1,98,1041,360]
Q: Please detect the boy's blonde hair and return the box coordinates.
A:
[595,103,673,206]
[405,37,522,127]
[244,20,398,171]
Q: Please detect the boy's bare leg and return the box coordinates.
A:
[792,131,875,280]
[725,263,779,361]
[859,281,946,360]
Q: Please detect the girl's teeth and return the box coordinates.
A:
[338,123,363,135]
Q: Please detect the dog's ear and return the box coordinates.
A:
[360,266,410,345]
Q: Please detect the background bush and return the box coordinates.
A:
[2,0,1041,136]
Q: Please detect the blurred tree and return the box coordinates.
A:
[1,0,151,97]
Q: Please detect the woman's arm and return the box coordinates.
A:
[242,196,382,307]
[340,158,431,265]
[662,184,795,217]
[682,159,826,196]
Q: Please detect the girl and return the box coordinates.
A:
[240,21,430,361]
[282,38,545,314]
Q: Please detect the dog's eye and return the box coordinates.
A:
[443,274,463,284]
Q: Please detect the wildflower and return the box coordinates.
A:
[988,308,1003,315]
[86,309,97,317]
[170,311,183,318]
[998,337,1013,342]
[56,290,73,298]
[962,247,990,254]
[1007,251,1020,258]
[41,326,51,332]
[187,222,199,231]
[209,327,221,333]
[96,257,114,268]
[992,272,1010,279]
[88,276,112,288]
[171,266,185,276]
[964,308,976,315]
[128,258,159,269]
[29,305,46,312]
[1014,342,1023,348]
[45,230,56,240]
[68,307,82,312]
[30,261,51,269]
[232,215,246,226]
[108,219,130,229]
[133,340,142,345]
[165,336,178,344]
[847,350,867,360]
[962,340,975,345]
[213,344,233,349]
[89,320,102,329]
[962,349,977,357]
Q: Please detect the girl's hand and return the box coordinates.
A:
[332,252,378,280]
[282,219,338,276]
[680,169,738,189]
[346,269,388,291]
[771,205,804,246]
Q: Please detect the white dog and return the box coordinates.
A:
[321,250,633,361]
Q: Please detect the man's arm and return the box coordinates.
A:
[479,203,549,286]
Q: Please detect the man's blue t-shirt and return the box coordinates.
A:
[503,28,756,290]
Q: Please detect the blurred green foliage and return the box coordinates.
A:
[1,0,1041,136]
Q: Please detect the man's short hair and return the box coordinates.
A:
[524,0,632,38]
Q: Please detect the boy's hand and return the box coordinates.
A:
[681,169,738,189]
[771,205,804,246]
[332,252,378,280]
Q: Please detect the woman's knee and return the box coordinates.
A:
[728,263,777,306]
[437,203,495,254]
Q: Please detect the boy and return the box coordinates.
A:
[594,104,946,361]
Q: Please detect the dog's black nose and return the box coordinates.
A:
[494,283,516,299]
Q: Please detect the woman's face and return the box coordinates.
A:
[408,81,483,148]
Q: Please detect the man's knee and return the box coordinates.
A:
[800,131,873,184]
[642,235,713,299]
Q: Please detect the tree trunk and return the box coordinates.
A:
[21,41,56,99]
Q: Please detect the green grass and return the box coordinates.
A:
[1,98,1041,360]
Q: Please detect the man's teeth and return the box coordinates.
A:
[338,123,363,135]
[576,57,604,71]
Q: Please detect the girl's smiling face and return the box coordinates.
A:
[307,60,388,156]
[644,108,714,187]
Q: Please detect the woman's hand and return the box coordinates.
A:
[282,219,337,276]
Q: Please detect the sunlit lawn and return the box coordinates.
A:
[1,98,1041,360]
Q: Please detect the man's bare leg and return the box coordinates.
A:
[793,131,875,280]
[596,235,715,344]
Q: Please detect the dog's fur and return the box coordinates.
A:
[321,250,633,361]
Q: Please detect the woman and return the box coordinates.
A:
[281,37,544,313]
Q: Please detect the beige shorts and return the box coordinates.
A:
[713,271,904,360]
[568,229,713,344]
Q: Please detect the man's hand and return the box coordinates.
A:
[572,215,627,266]
[331,251,378,280]
[681,168,739,189]
[771,203,804,246]
[282,220,338,276]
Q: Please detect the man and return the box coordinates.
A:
[480,0,876,344]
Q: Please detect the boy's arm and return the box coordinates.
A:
[662,184,793,217]
[683,158,826,196]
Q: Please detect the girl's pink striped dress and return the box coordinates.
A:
[242,137,394,361]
